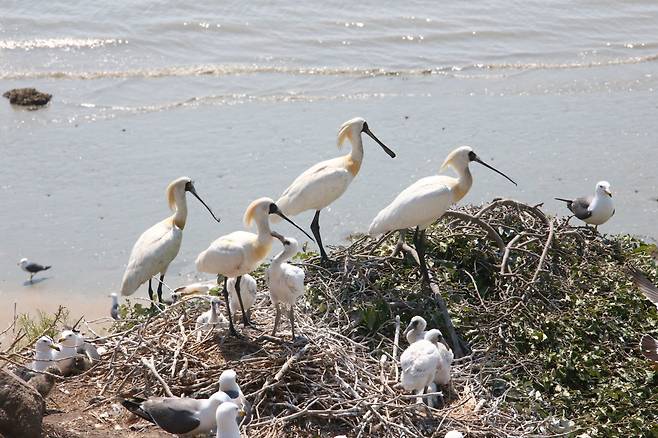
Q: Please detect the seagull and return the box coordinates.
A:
[120,177,220,305]
[227,275,257,322]
[640,335,658,362]
[196,197,313,336]
[27,366,61,398]
[266,235,306,339]
[404,316,428,344]
[17,258,51,283]
[53,330,83,375]
[110,293,120,320]
[30,336,60,372]
[369,146,516,284]
[275,117,396,263]
[555,181,614,231]
[218,369,249,414]
[400,329,442,406]
[122,390,232,437]
[215,402,245,438]
[195,297,228,341]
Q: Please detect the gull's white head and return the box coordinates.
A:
[110,293,119,303]
[337,117,396,157]
[209,390,231,405]
[215,402,244,431]
[18,258,28,267]
[219,369,239,392]
[35,336,60,353]
[595,181,612,198]
[403,316,427,337]
[424,328,445,344]
[57,330,80,348]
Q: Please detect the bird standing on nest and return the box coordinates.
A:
[555,181,614,232]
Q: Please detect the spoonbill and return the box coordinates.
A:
[121,390,232,437]
[266,235,306,339]
[196,197,313,336]
[427,328,454,390]
[215,402,244,438]
[228,275,257,322]
[195,297,227,341]
[400,328,442,406]
[18,258,51,283]
[555,181,614,231]
[120,177,220,305]
[275,117,396,263]
[404,315,428,344]
[369,146,516,284]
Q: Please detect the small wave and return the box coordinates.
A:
[3,54,657,80]
[0,38,125,50]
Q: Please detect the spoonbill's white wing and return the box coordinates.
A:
[369,175,456,236]
[276,157,353,216]
[120,219,182,296]
[400,339,440,391]
[282,263,306,299]
[195,231,251,277]
[228,274,258,313]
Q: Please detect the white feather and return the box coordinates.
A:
[196,231,266,278]
[267,242,306,308]
[400,338,440,394]
[227,274,258,315]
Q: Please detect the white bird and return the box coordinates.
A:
[196,197,313,336]
[555,180,614,231]
[110,293,120,320]
[218,369,249,413]
[53,330,83,375]
[215,402,245,438]
[120,177,220,305]
[404,316,428,344]
[227,275,257,321]
[426,329,454,387]
[30,336,60,372]
[174,280,217,298]
[122,390,232,437]
[266,236,306,339]
[275,117,396,263]
[400,329,443,405]
[195,297,228,341]
[17,258,51,283]
[444,431,464,438]
[369,146,516,284]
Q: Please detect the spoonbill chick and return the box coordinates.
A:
[426,329,454,390]
[196,197,313,336]
[266,236,306,339]
[53,330,83,375]
[369,146,516,284]
[404,316,428,344]
[195,297,227,341]
[555,181,614,231]
[110,293,120,320]
[122,390,232,437]
[18,258,51,283]
[228,275,257,321]
[120,177,220,305]
[275,117,396,263]
[400,328,442,405]
[215,402,245,438]
[30,336,60,372]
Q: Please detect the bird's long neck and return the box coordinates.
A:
[272,246,294,266]
[345,133,364,177]
[451,165,473,203]
[254,215,273,244]
[171,190,188,229]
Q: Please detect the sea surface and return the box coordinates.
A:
[1,0,657,327]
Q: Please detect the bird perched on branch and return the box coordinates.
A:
[555,181,614,231]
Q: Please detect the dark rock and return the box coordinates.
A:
[3,88,52,106]
[0,368,46,438]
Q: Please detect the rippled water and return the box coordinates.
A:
[1,0,657,325]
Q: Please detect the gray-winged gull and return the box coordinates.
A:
[17,258,51,282]
[555,181,614,230]
[110,292,120,320]
[215,402,245,438]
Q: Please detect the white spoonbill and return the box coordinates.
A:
[196,197,313,336]
[120,177,220,304]
[404,315,428,344]
[18,258,51,283]
[275,117,396,263]
[195,297,228,341]
[426,328,454,389]
[266,235,306,339]
[400,328,442,406]
[228,275,257,321]
[369,146,517,284]
[555,181,614,231]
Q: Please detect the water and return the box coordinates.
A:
[1,0,657,326]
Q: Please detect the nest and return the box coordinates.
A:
[2,199,656,437]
